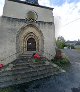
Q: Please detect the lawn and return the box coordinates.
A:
[75,48,80,52]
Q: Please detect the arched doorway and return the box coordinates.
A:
[27,38,36,51]
[16,24,44,55]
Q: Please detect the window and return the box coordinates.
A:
[26,11,38,22]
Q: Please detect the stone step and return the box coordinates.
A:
[13,62,51,68]
[0,64,54,78]
[12,59,28,64]
[0,67,55,88]
[0,69,53,88]
[12,58,33,64]
[0,56,60,88]
[13,63,32,68]
[12,58,48,65]
[11,58,51,67]
[12,64,54,72]
[19,54,33,59]
[0,56,55,77]
[0,68,35,77]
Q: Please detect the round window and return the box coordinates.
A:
[26,11,38,21]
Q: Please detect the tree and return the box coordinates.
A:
[56,36,65,49]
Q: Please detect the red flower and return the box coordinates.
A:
[0,64,4,69]
[34,53,40,60]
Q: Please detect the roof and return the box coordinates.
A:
[8,0,54,10]
[75,42,80,45]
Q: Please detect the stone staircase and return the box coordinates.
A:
[0,55,62,88]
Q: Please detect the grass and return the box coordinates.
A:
[75,48,80,52]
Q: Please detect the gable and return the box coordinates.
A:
[3,0,54,22]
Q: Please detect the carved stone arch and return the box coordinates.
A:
[16,24,44,56]
[23,32,39,52]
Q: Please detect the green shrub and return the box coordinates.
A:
[51,57,70,67]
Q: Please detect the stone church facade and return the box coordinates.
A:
[0,0,55,65]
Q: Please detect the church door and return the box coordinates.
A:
[27,38,36,51]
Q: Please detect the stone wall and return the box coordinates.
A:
[3,0,54,22]
[0,16,55,65]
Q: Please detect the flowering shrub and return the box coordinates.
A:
[33,53,40,60]
[33,53,40,63]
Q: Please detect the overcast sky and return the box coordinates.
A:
[0,0,80,41]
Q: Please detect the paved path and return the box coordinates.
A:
[62,49,80,92]
[63,49,80,63]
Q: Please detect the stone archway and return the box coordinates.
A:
[23,32,39,53]
[16,24,44,55]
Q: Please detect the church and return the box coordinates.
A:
[0,0,55,65]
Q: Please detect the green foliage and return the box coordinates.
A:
[51,57,70,67]
[56,40,65,49]
[56,36,65,49]
[33,59,39,62]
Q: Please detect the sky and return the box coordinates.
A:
[0,0,80,41]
